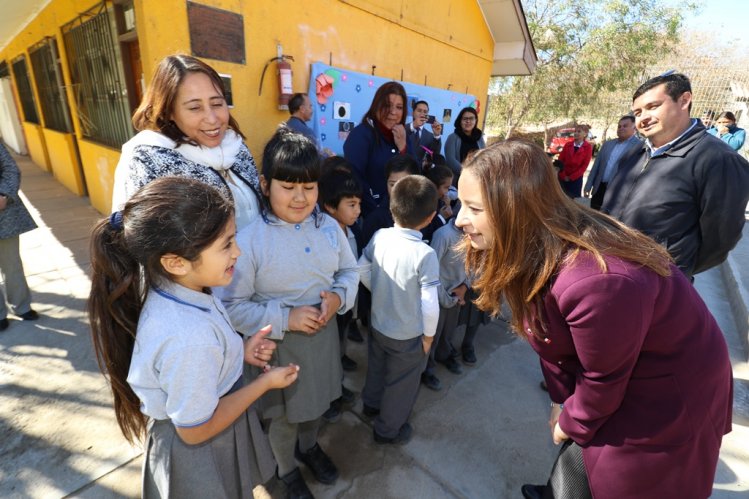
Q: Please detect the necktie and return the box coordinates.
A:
[415,127,421,141]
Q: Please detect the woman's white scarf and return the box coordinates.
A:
[176,129,243,171]
[112,129,243,211]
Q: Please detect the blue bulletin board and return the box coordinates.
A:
[306,62,479,156]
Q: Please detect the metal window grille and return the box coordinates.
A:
[29,38,73,133]
[62,2,132,148]
[11,56,40,125]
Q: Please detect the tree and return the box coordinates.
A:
[487,0,690,140]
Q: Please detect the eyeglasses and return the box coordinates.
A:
[461,117,476,122]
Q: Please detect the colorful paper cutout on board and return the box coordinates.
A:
[333,101,351,120]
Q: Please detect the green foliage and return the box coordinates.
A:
[487,0,692,139]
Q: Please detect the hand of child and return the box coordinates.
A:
[318,290,341,325]
[439,200,453,219]
[451,284,468,305]
[422,335,433,355]
[262,364,300,390]
[289,306,323,334]
[244,325,276,368]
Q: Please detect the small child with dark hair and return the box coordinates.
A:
[358,175,440,444]
[361,155,421,246]
[318,165,363,421]
[321,155,355,175]
[421,164,454,242]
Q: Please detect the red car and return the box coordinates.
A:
[547,128,576,156]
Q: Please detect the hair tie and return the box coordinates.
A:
[109,211,124,232]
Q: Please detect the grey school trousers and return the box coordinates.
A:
[0,236,32,319]
[362,329,427,439]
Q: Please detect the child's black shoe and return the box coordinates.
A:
[373,423,412,445]
[420,372,442,391]
[279,468,314,499]
[295,443,339,484]
[341,354,357,371]
[347,321,364,343]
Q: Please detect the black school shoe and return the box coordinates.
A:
[521,484,548,499]
[0,318,9,331]
[462,348,477,366]
[373,422,413,445]
[439,356,463,374]
[18,310,39,321]
[340,385,356,405]
[420,372,442,391]
[362,404,380,419]
[295,443,339,485]
[341,354,357,372]
[322,400,342,423]
[279,468,314,499]
[347,321,364,343]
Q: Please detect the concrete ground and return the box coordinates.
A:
[1,152,747,498]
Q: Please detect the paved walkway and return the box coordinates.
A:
[1,151,747,498]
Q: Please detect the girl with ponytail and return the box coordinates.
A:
[88,176,299,498]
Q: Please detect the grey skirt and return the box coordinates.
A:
[142,378,275,499]
[261,320,342,423]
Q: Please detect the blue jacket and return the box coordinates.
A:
[707,124,746,151]
[343,122,413,215]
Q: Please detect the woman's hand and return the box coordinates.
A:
[288,306,323,334]
[261,364,300,390]
[244,325,276,368]
[318,290,341,325]
[552,422,569,445]
[392,124,407,152]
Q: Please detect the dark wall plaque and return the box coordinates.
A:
[187,2,245,64]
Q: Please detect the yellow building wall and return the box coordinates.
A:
[0,0,101,197]
[42,128,86,195]
[78,140,122,213]
[2,0,494,212]
[136,0,494,161]
[21,123,50,172]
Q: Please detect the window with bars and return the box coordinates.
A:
[62,2,132,148]
[11,56,40,125]
[29,38,73,133]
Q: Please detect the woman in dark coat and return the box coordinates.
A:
[455,139,732,499]
[344,81,413,216]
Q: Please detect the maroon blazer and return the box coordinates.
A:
[528,253,732,499]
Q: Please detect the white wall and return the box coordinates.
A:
[0,77,27,154]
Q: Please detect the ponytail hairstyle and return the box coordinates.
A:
[88,177,234,443]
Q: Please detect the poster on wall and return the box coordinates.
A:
[306,62,479,156]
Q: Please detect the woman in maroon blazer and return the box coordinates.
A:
[455,139,732,499]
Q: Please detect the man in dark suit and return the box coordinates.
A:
[583,115,641,210]
[407,100,442,168]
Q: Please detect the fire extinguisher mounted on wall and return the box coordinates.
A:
[258,44,295,110]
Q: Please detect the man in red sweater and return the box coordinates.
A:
[556,125,592,198]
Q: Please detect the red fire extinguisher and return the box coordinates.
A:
[258,44,295,110]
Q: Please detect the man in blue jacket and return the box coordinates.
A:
[603,72,749,278]
[584,115,641,210]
